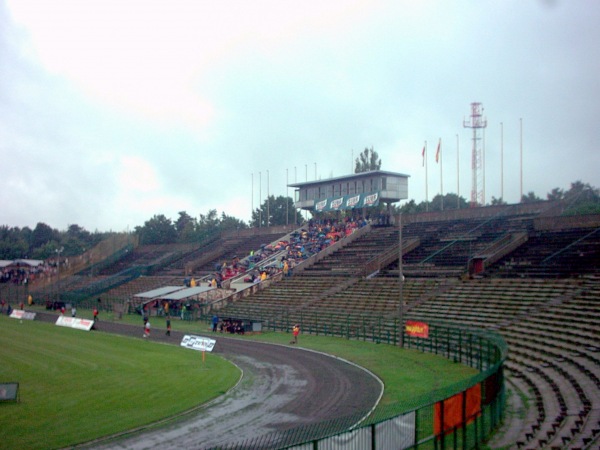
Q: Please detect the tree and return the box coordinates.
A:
[0,226,29,259]
[397,199,421,214]
[396,193,468,214]
[175,211,195,234]
[251,195,300,227]
[354,147,381,173]
[31,222,59,249]
[429,193,469,211]
[197,209,220,234]
[220,212,249,232]
[490,196,507,206]
[135,214,177,245]
[521,192,542,203]
[547,188,564,201]
[561,181,600,215]
[177,220,198,243]
[564,181,599,203]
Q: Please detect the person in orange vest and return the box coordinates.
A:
[290,324,300,344]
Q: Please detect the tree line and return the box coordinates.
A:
[1,147,598,257]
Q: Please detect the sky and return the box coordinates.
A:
[1,0,599,232]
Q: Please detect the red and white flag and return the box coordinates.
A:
[422,146,426,167]
[435,139,441,163]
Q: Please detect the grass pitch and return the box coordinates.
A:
[0,314,240,450]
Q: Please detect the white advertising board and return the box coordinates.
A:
[55,316,95,331]
[9,310,36,321]
[180,335,216,352]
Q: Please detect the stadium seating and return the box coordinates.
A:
[17,204,600,449]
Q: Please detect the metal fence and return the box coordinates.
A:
[205,320,507,450]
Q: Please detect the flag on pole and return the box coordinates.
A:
[435,139,441,163]
[422,146,426,167]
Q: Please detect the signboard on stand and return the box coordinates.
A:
[55,316,95,331]
[180,335,216,352]
[9,310,36,321]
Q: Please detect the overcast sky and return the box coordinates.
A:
[1,0,598,232]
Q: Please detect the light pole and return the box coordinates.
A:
[397,213,404,347]
[259,171,262,228]
[56,246,64,305]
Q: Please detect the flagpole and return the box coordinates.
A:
[424,141,428,212]
[456,134,460,209]
[483,127,486,205]
[439,138,443,211]
[520,118,523,201]
[259,171,262,228]
[500,122,504,201]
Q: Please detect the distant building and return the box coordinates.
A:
[289,170,409,213]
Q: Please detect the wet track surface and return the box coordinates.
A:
[36,313,382,449]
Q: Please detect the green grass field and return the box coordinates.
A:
[0,314,240,450]
[1,311,477,449]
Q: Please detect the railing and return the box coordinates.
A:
[80,243,135,276]
[359,237,420,278]
[470,231,529,271]
[208,320,507,450]
[291,223,372,276]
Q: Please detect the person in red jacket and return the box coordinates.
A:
[290,324,300,344]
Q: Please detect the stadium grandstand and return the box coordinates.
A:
[2,200,599,449]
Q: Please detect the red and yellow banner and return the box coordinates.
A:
[405,320,429,338]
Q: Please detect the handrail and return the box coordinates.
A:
[541,226,600,264]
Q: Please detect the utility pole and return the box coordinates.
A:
[397,213,404,348]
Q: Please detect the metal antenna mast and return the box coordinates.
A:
[463,102,487,207]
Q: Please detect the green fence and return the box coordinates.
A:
[205,320,507,450]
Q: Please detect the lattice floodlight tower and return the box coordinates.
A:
[463,102,487,207]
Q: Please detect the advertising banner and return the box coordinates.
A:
[345,194,361,209]
[55,316,95,331]
[316,191,381,212]
[434,384,482,436]
[180,335,216,352]
[362,192,380,207]
[329,197,344,211]
[315,199,327,212]
[405,321,429,338]
[9,310,36,321]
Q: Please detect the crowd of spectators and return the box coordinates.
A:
[217,318,246,334]
[0,258,67,286]
[214,215,369,285]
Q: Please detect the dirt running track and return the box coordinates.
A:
[36,313,383,449]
